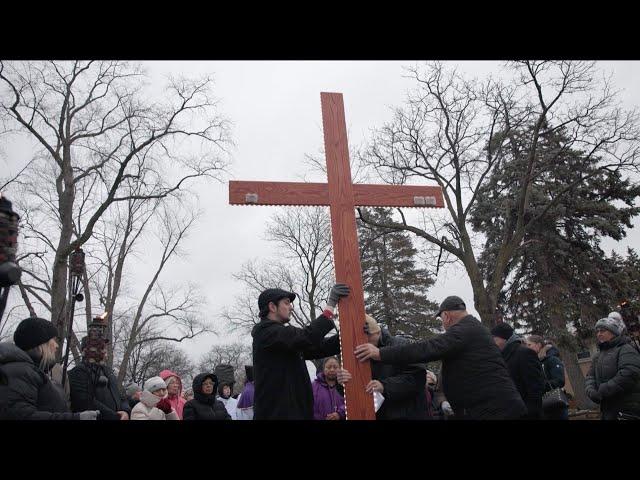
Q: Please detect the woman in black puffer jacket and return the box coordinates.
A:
[585,316,640,420]
[0,317,98,420]
[183,373,231,420]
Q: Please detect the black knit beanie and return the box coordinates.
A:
[490,322,514,341]
[13,317,58,351]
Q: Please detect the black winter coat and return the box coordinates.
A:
[501,338,545,419]
[379,315,526,420]
[540,347,565,392]
[68,362,130,420]
[372,330,428,420]
[183,373,231,420]
[585,336,640,420]
[252,313,339,420]
[0,342,79,420]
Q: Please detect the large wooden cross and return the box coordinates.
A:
[230,92,444,420]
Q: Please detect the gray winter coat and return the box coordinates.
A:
[585,335,640,420]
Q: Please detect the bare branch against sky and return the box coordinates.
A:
[2,61,639,364]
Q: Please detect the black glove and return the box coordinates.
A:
[327,283,350,308]
[586,388,602,404]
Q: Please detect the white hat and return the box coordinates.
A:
[608,311,623,322]
[144,376,167,393]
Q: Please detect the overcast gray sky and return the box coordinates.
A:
[3,61,640,364]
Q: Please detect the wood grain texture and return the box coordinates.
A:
[230,181,444,208]
[229,181,330,206]
[321,92,376,420]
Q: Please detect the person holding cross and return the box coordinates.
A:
[339,314,429,420]
[252,283,350,420]
[354,296,526,420]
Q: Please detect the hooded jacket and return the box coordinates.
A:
[539,345,566,392]
[183,373,231,420]
[218,384,238,420]
[159,369,186,419]
[0,342,80,420]
[585,335,640,420]
[379,315,526,420]
[130,390,180,420]
[312,371,346,420]
[236,381,254,420]
[252,312,340,420]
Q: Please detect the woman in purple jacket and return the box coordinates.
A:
[312,356,346,420]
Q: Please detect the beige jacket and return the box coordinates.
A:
[131,390,179,420]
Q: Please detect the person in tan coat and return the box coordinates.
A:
[131,376,180,420]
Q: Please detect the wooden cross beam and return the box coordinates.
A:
[230,92,444,420]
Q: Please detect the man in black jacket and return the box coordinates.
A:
[340,314,428,419]
[68,336,131,420]
[355,296,526,420]
[491,323,545,419]
[252,283,350,420]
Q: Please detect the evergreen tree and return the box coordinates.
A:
[358,208,440,340]
[470,124,640,407]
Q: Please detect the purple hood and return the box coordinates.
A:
[237,381,254,408]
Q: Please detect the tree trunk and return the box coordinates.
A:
[51,251,70,359]
[117,337,135,386]
[558,347,592,410]
[52,146,76,360]
[465,257,497,328]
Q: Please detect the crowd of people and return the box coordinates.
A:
[1,286,639,421]
[0,316,255,421]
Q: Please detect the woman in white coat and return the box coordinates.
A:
[131,376,180,420]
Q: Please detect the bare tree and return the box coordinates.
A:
[197,342,252,394]
[113,204,214,386]
[359,61,640,327]
[221,207,334,332]
[0,60,231,359]
[124,339,195,389]
[87,183,161,367]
